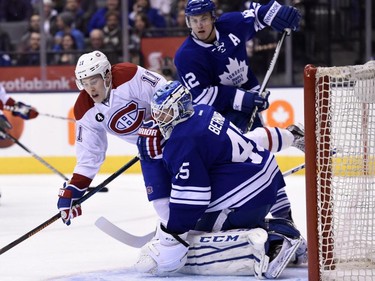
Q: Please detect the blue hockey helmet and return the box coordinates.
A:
[185,0,216,17]
[151,81,194,139]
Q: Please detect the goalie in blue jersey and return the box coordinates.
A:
[135,81,304,278]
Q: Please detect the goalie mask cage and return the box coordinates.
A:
[304,61,375,281]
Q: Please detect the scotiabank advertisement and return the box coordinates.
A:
[0,66,76,92]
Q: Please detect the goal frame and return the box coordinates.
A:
[304,64,335,281]
[303,62,375,280]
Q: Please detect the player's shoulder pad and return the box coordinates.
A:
[74,91,94,121]
[111,62,138,89]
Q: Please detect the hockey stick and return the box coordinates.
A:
[94,160,307,248]
[0,129,108,192]
[0,156,139,256]
[95,217,155,248]
[246,29,291,133]
[4,105,75,122]
[38,112,75,122]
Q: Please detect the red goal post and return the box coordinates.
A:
[304,61,375,280]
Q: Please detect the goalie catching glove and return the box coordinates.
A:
[137,119,165,160]
[259,0,301,33]
[12,101,39,120]
[57,182,87,225]
[135,223,189,275]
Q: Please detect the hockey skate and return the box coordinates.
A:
[289,236,308,265]
[287,124,305,152]
[264,234,302,279]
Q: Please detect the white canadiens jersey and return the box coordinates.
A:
[72,62,167,181]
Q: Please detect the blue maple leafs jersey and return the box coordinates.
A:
[175,5,267,131]
[163,104,285,234]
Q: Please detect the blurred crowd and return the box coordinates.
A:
[0,0,248,67]
[0,0,371,86]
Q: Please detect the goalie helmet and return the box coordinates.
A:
[151,81,194,139]
[75,50,111,90]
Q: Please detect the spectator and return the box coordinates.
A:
[0,27,12,52]
[0,0,33,22]
[171,8,189,36]
[103,10,122,58]
[87,0,120,35]
[129,0,167,28]
[53,11,85,51]
[17,31,41,66]
[41,0,58,36]
[18,13,53,53]
[62,0,86,33]
[52,33,79,65]
[129,12,152,64]
[78,0,97,35]
[149,0,172,16]
[87,29,118,64]
[0,27,12,66]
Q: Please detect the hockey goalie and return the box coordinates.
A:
[134,81,305,279]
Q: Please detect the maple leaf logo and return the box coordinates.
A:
[219,58,248,87]
[272,105,290,125]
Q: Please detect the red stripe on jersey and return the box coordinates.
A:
[264,127,273,151]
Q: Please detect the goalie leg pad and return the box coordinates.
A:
[179,228,269,277]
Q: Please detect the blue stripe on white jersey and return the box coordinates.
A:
[207,154,278,212]
[170,185,211,205]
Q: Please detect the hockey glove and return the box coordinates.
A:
[259,0,301,33]
[135,223,189,275]
[137,119,165,161]
[57,183,87,226]
[12,101,39,120]
[0,114,12,140]
[233,89,270,114]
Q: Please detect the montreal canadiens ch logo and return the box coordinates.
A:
[108,102,145,135]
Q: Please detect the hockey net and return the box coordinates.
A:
[304,61,375,281]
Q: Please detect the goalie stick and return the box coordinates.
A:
[0,156,139,256]
[0,129,108,192]
[94,160,307,248]
[246,29,290,133]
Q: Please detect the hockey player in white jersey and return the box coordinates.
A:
[174,0,304,224]
[134,81,303,278]
[56,50,168,225]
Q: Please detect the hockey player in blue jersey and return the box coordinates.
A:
[175,0,301,132]
[135,81,304,278]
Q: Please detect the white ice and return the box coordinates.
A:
[0,174,308,281]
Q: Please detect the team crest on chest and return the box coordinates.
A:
[108,101,145,135]
[219,57,248,86]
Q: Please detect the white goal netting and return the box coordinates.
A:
[313,61,375,280]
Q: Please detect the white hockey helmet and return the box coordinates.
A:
[75,50,111,90]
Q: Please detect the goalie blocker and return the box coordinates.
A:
[135,218,303,279]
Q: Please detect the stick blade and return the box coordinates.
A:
[95,216,154,248]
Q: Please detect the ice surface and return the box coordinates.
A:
[0,174,308,281]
